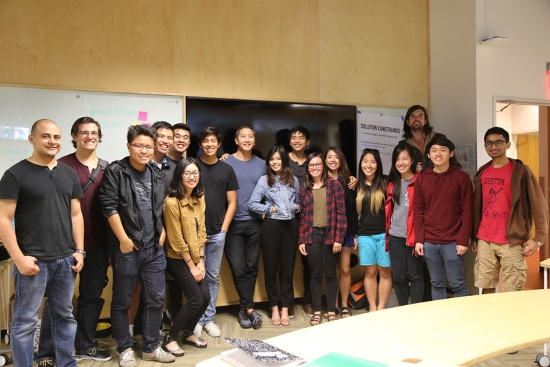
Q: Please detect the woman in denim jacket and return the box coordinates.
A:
[249,146,300,327]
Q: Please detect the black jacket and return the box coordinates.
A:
[99,157,165,252]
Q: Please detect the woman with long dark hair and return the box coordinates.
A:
[163,158,210,356]
[385,142,424,305]
[249,146,300,327]
[298,152,347,326]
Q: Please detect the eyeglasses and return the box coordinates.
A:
[183,171,200,178]
[484,140,505,147]
[308,163,323,168]
[78,131,99,137]
[130,143,154,151]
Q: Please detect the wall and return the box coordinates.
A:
[0,0,429,108]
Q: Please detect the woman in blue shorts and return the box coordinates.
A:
[356,148,391,311]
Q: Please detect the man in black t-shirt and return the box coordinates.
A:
[99,125,174,366]
[0,119,85,367]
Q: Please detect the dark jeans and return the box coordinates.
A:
[38,248,109,359]
[111,245,166,353]
[307,227,338,313]
[224,220,261,309]
[388,235,424,306]
[261,218,298,307]
[301,253,312,305]
[423,242,469,300]
[166,258,210,340]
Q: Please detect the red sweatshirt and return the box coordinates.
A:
[413,165,473,247]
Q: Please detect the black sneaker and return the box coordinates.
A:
[37,358,55,367]
[80,348,112,362]
[288,305,295,319]
[248,310,262,330]
[238,309,252,329]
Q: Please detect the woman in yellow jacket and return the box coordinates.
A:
[163,158,210,356]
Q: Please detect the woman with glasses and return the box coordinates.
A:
[249,146,300,327]
[298,152,346,326]
[163,158,210,356]
[356,148,391,311]
[325,147,357,318]
[385,142,424,306]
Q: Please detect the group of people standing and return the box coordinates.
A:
[0,102,548,367]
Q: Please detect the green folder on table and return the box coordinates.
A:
[305,352,388,367]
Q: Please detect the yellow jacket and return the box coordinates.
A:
[163,195,208,263]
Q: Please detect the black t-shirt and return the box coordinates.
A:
[128,165,155,248]
[289,159,306,187]
[358,192,386,236]
[0,160,82,260]
[196,159,239,235]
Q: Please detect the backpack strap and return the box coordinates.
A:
[82,159,108,194]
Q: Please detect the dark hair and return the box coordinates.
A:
[425,136,462,169]
[265,146,295,187]
[199,126,220,142]
[173,123,191,133]
[388,142,420,205]
[69,117,102,148]
[484,127,509,142]
[402,105,433,139]
[356,148,385,215]
[127,124,156,144]
[168,157,205,199]
[152,121,173,132]
[324,146,350,183]
[288,126,310,142]
[303,152,327,190]
[235,125,255,138]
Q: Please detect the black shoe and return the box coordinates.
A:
[248,310,262,330]
[36,358,55,367]
[288,305,295,319]
[80,348,112,362]
[238,309,252,329]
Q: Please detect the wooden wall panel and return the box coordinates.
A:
[319,0,429,107]
[0,0,428,107]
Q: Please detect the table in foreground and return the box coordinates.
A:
[197,289,550,367]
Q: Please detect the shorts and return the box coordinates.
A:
[358,233,390,267]
[342,233,355,248]
[474,239,527,291]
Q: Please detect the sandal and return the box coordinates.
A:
[310,313,322,326]
[271,318,281,326]
[182,332,207,349]
[162,336,185,357]
[326,312,338,322]
[341,307,352,318]
[281,318,290,326]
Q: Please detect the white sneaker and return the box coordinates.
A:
[142,347,175,363]
[118,348,137,367]
[204,322,221,337]
[193,323,203,338]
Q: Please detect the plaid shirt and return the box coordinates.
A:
[298,178,347,245]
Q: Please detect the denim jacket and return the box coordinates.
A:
[248,175,300,220]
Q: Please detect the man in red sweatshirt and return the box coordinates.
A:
[414,136,473,300]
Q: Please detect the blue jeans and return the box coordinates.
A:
[38,248,109,359]
[224,220,261,309]
[12,255,77,367]
[111,245,166,353]
[423,242,469,300]
[199,230,226,325]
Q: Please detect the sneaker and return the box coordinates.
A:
[142,347,176,363]
[37,358,55,367]
[203,322,221,337]
[248,310,262,330]
[304,303,314,317]
[80,348,112,362]
[118,348,137,367]
[238,310,252,329]
[193,323,203,338]
[288,305,295,319]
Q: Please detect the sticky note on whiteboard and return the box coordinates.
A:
[138,111,148,121]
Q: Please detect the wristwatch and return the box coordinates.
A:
[75,249,87,258]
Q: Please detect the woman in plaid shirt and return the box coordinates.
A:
[298,152,347,326]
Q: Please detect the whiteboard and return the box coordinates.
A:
[0,86,183,175]
[356,106,406,174]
